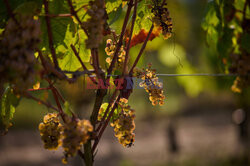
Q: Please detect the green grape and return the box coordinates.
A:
[105,39,126,69]
[111,98,136,147]
[38,113,63,150]
[62,118,93,164]
[83,0,106,49]
[136,64,165,106]
[0,15,41,93]
[151,2,173,39]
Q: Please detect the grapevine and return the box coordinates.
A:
[0,0,171,165]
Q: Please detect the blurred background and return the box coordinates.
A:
[1,0,250,165]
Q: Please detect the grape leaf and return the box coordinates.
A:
[133,0,152,34]
[57,26,91,71]
[108,4,123,25]
[0,87,20,135]
[105,0,123,14]
[39,0,73,51]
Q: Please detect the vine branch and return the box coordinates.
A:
[43,0,59,69]
[107,0,134,78]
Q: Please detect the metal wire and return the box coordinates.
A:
[155,73,239,77]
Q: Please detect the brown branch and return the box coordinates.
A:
[91,48,102,80]
[43,0,59,69]
[76,4,89,13]
[84,88,107,165]
[92,95,120,153]
[38,50,73,82]
[96,88,119,133]
[129,24,154,74]
[28,87,51,91]
[41,13,72,18]
[24,92,59,112]
[107,0,134,77]
[66,0,89,37]
[122,0,138,76]
[70,44,98,84]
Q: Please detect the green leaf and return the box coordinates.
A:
[134,0,152,34]
[39,0,73,51]
[0,87,20,135]
[108,4,123,25]
[201,1,220,31]
[105,0,122,14]
[14,1,42,15]
[217,27,234,57]
[57,26,91,71]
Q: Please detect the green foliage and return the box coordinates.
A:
[105,0,122,14]
[99,102,120,122]
[0,87,20,134]
[134,0,152,33]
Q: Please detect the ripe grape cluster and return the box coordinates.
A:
[83,0,106,49]
[152,1,173,39]
[110,98,135,147]
[38,113,93,164]
[39,113,63,150]
[134,64,165,106]
[105,39,126,69]
[62,118,93,164]
[0,15,41,92]
[230,54,250,93]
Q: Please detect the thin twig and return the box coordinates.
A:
[96,88,119,133]
[43,0,59,69]
[107,0,134,78]
[41,13,72,17]
[92,96,120,153]
[24,92,59,112]
[70,44,98,84]
[28,87,51,91]
[122,0,138,76]
[66,0,89,37]
[129,24,154,74]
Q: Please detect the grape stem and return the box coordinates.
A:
[122,0,138,76]
[41,13,72,17]
[70,44,98,84]
[24,92,59,112]
[129,24,154,75]
[66,0,89,37]
[43,0,59,69]
[96,88,120,133]
[107,0,134,78]
[92,95,121,154]
[27,87,51,91]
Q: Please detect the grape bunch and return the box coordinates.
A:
[62,118,93,164]
[151,1,173,39]
[0,15,41,92]
[135,64,165,106]
[229,54,250,93]
[105,39,126,69]
[38,113,63,150]
[110,98,135,147]
[83,0,106,49]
